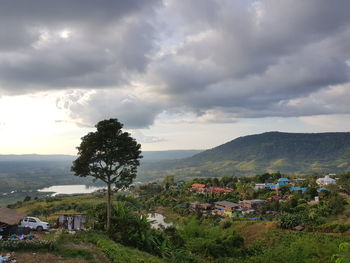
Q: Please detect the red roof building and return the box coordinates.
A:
[191,184,206,192]
[267,195,281,202]
[207,187,233,194]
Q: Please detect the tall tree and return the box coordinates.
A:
[236,182,253,200]
[163,175,175,190]
[338,171,350,194]
[71,119,142,233]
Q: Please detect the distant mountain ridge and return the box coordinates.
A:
[0,154,75,162]
[139,132,350,179]
[0,150,202,193]
[2,132,350,185]
[0,150,203,163]
[141,150,202,162]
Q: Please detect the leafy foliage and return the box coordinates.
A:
[277,212,305,229]
[179,217,244,258]
[0,239,56,251]
[333,243,350,263]
[72,118,142,232]
[72,119,142,188]
[241,231,349,263]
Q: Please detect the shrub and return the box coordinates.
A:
[77,232,164,263]
[277,213,305,229]
[0,240,56,251]
[221,220,233,229]
[316,223,350,233]
[97,239,164,263]
[243,230,348,263]
[333,242,350,263]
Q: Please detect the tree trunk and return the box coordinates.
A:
[107,182,112,235]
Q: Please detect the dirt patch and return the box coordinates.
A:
[3,243,110,263]
[154,206,184,222]
[233,221,277,245]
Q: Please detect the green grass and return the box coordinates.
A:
[240,230,350,263]
[76,232,165,263]
[235,161,256,172]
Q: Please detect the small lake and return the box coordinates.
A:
[38,185,105,196]
[147,213,173,229]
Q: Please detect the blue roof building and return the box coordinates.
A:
[278,178,290,182]
[277,182,286,187]
[317,187,329,193]
[266,183,277,190]
[290,186,308,194]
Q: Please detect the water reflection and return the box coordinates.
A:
[38,185,104,196]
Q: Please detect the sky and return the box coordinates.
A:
[0,0,350,154]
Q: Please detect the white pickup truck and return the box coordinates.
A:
[20,216,50,231]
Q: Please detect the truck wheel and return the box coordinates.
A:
[36,226,43,232]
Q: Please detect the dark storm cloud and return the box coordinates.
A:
[146,0,350,120]
[0,0,160,93]
[1,0,350,128]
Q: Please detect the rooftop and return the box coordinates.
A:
[215,201,240,208]
[278,178,290,182]
[0,207,26,226]
[240,199,265,204]
[191,183,206,188]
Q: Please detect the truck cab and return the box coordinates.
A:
[20,216,50,231]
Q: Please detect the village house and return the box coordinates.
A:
[207,187,233,194]
[317,187,329,193]
[56,214,87,230]
[215,201,240,211]
[239,199,265,211]
[189,202,212,210]
[214,201,241,217]
[289,186,308,194]
[267,195,281,202]
[308,196,320,205]
[254,183,266,190]
[264,178,292,191]
[277,178,290,185]
[190,183,206,193]
[0,207,27,236]
[316,175,336,186]
[266,183,278,190]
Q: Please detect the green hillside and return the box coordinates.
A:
[139,132,350,179]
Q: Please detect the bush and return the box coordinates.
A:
[242,231,348,263]
[180,217,244,258]
[97,239,165,263]
[277,213,305,229]
[316,223,350,233]
[221,220,233,229]
[0,240,56,251]
[333,242,350,263]
[76,232,164,263]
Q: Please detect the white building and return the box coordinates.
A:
[254,183,266,190]
[316,175,336,186]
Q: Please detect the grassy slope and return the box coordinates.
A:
[9,194,350,263]
[2,193,165,263]
[1,232,164,263]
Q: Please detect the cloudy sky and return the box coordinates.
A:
[0,0,350,154]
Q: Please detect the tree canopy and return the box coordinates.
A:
[71,118,142,232]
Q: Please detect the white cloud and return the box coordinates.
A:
[300,114,350,131]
